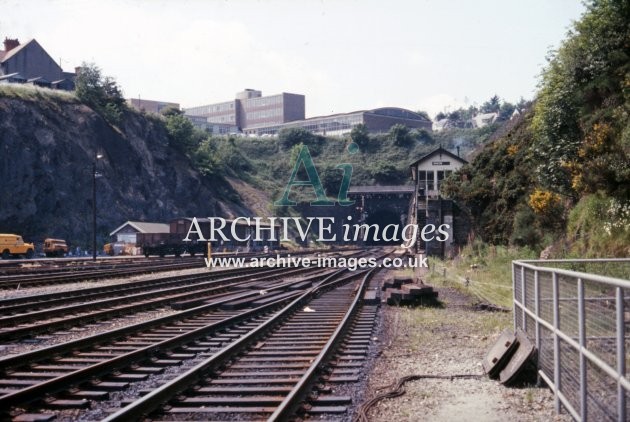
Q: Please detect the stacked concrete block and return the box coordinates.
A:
[382,275,438,306]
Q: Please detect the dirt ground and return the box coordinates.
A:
[361,280,571,422]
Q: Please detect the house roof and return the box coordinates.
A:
[409,146,468,167]
[0,39,33,63]
[348,185,415,194]
[109,221,170,236]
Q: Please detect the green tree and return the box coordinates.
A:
[480,95,501,113]
[278,127,316,149]
[350,123,369,148]
[165,113,199,154]
[372,162,401,184]
[215,137,252,175]
[413,129,435,144]
[416,110,431,121]
[193,138,219,176]
[498,102,516,121]
[160,105,183,117]
[75,62,126,125]
[531,0,630,199]
[75,63,104,107]
[388,124,413,147]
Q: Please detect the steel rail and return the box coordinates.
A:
[0,265,293,314]
[0,269,339,412]
[0,266,324,341]
[102,268,359,422]
[0,248,334,288]
[269,267,376,420]
[0,294,296,410]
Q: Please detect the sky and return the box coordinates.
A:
[1,0,585,118]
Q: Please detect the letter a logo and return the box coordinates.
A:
[274,145,334,206]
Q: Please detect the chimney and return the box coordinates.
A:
[456,146,460,157]
[3,37,20,52]
[74,66,82,75]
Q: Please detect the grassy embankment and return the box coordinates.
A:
[0,84,78,103]
[422,245,538,309]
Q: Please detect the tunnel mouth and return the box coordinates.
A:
[364,209,403,245]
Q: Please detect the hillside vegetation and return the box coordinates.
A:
[191,123,498,210]
[0,84,244,249]
[443,0,629,257]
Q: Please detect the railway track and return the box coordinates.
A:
[0,263,300,314]
[0,248,386,421]
[102,265,379,421]
[0,268,358,421]
[0,249,359,288]
[0,256,196,276]
[0,265,331,341]
[0,258,206,289]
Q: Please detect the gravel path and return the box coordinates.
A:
[361,283,571,421]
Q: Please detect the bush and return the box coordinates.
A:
[510,206,540,247]
[75,62,126,125]
[165,113,197,154]
[278,127,317,150]
[567,193,630,257]
[192,139,220,177]
[388,124,413,147]
[350,124,370,148]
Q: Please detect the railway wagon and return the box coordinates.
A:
[138,217,279,257]
[171,217,280,251]
[136,232,206,257]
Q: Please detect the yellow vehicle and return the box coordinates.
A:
[0,234,35,259]
[43,238,68,257]
[103,242,115,256]
[104,242,133,256]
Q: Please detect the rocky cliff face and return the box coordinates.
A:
[0,93,244,251]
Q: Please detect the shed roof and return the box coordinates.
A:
[0,72,25,81]
[109,221,170,236]
[172,217,277,227]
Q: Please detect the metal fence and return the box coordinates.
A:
[512,259,630,422]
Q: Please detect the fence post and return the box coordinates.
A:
[553,271,561,414]
[578,278,587,420]
[521,266,527,332]
[512,262,517,329]
[616,286,626,422]
[534,270,541,362]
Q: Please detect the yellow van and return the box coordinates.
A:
[0,234,35,259]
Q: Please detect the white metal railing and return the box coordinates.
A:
[512,258,630,421]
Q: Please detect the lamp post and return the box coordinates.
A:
[92,153,103,261]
